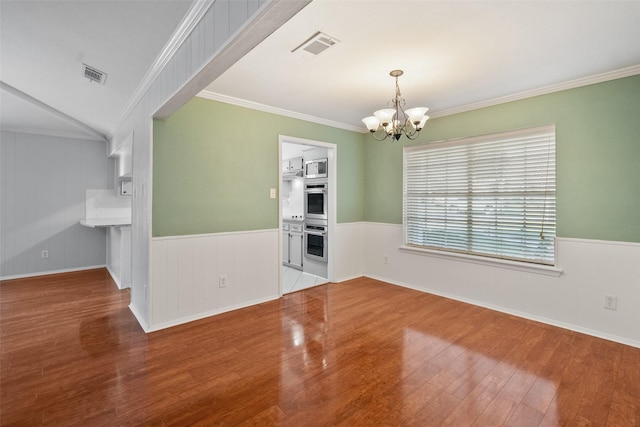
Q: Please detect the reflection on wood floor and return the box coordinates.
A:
[1,268,639,425]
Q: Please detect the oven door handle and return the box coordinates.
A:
[305,230,327,236]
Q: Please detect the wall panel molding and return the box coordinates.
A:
[149,229,279,330]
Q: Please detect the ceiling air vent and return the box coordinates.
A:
[82,64,107,84]
[292,31,340,58]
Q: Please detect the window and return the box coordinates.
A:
[403,125,556,265]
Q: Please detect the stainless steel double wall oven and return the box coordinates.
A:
[303,160,328,263]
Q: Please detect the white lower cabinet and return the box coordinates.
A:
[282,229,289,266]
[289,230,303,269]
[283,222,303,270]
[107,225,131,289]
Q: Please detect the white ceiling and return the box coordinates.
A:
[0,0,194,140]
[203,0,640,131]
[1,1,639,142]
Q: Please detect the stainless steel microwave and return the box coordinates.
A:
[305,158,327,179]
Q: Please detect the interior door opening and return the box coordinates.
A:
[279,136,336,295]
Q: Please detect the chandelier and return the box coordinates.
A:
[362,70,429,141]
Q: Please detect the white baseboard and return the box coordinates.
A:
[106,266,122,289]
[365,273,640,349]
[147,294,281,333]
[106,266,131,290]
[335,273,364,283]
[0,264,107,281]
[128,303,149,333]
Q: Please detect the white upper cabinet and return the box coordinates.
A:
[283,156,304,173]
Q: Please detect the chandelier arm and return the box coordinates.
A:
[370,129,390,141]
[403,129,420,140]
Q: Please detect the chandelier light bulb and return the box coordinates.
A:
[373,108,396,127]
[405,107,429,126]
[416,115,429,130]
[362,116,380,132]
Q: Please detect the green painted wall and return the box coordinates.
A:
[364,74,640,243]
[153,97,365,237]
[154,76,640,243]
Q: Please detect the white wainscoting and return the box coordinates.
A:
[333,221,365,282]
[362,222,640,348]
[148,221,640,347]
[149,229,279,331]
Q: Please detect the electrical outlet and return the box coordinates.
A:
[41,250,49,259]
[604,295,617,310]
[384,255,388,264]
[270,188,276,199]
[219,275,227,288]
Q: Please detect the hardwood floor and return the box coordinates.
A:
[1,269,639,426]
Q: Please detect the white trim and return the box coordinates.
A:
[278,135,338,285]
[430,64,640,119]
[0,265,107,281]
[363,221,403,229]
[110,0,215,138]
[106,266,122,289]
[335,220,367,227]
[335,273,364,283]
[145,117,155,325]
[128,303,149,333]
[365,273,640,349]
[197,90,365,133]
[399,245,563,276]
[557,236,640,248]
[147,294,280,332]
[152,227,279,241]
[106,265,130,290]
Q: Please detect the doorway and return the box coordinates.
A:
[279,136,336,295]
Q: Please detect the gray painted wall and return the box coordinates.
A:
[1,131,114,278]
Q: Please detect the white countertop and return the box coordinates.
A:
[80,217,131,228]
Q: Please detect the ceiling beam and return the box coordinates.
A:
[0,81,107,142]
[154,0,312,121]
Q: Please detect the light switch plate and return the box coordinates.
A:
[270,188,276,199]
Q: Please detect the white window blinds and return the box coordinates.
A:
[403,125,556,265]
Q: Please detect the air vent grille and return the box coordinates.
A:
[292,31,340,58]
[82,64,107,84]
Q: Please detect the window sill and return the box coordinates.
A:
[398,245,563,277]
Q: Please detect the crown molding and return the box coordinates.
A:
[196,90,365,133]
[430,64,640,119]
[197,65,640,133]
[109,0,215,138]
